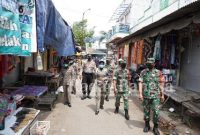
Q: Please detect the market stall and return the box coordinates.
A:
[0,107,40,135]
[12,86,48,99]
[24,71,54,86]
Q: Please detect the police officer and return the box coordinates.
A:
[138,58,165,135]
[105,58,113,101]
[95,60,108,115]
[61,59,73,107]
[81,54,96,100]
[113,60,130,120]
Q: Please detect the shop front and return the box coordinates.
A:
[0,0,76,134]
[112,0,200,128]
[179,24,200,92]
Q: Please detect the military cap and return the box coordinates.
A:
[118,58,123,62]
[146,58,155,64]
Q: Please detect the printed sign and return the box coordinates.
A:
[0,1,21,55]
[0,0,35,56]
[18,0,35,56]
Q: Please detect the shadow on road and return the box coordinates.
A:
[104,108,125,118]
[125,119,144,129]
[87,104,96,112]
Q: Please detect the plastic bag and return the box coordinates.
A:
[36,52,43,70]
[57,86,64,93]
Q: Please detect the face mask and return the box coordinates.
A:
[99,64,104,69]
[121,63,126,69]
[63,64,68,69]
[146,63,154,69]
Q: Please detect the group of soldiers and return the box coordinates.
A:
[61,55,165,135]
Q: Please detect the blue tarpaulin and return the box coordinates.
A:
[35,0,75,56]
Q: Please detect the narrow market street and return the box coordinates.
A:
[2,0,200,135]
[38,80,163,135]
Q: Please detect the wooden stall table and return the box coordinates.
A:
[12,86,48,99]
[11,85,48,108]
[182,99,200,127]
[24,71,54,86]
[0,107,40,135]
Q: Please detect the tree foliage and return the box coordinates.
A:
[72,19,94,46]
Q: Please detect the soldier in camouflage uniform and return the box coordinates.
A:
[139,58,165,135]
[113,60,130,120]
[105,58,113,101]
[95,60,108,115]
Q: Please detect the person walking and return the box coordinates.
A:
[113,60,130,120]
[138,58,165,135]
[81,54,96,100]
[95,60,108,115]
[71,60,78,95]
[61,59,73,107]
[105,58,113,101]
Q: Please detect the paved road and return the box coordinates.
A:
[40,79,163,135]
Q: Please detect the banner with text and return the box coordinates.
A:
[18,0,35,56]
[0,1,22,55]
[0,0,36,56]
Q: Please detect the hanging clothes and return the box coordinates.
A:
[132,42,137,64]
[143,38,153,62]
[170,36,176,65]
[137,40,144,64]
[153,36,162,60]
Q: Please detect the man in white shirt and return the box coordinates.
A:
[81,54,96,100]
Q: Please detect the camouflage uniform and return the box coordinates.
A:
[95,68,108,113]
[139,68,165,124]
[105,64,113,100]
[113,68,129,110]
[61,66,73,105]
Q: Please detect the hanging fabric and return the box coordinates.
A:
[170,35,176,65]
[137,40,144,64]
[132,42,137,64]
[153,36,162,60]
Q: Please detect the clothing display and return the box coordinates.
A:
[153,36,162,60]
[132,40,144,65]
[144,39,154,63]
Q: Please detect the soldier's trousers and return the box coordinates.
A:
[72,79,76,93]
[63,85,71,104]
[95,86,105,111]
[143,98,160,124]
[82,73,94,95]
[115,91,129,110]
[105,81,112,97]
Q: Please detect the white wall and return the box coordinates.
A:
[91,40,107,50]
[118,0,151,27]
[118,0,196,34]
